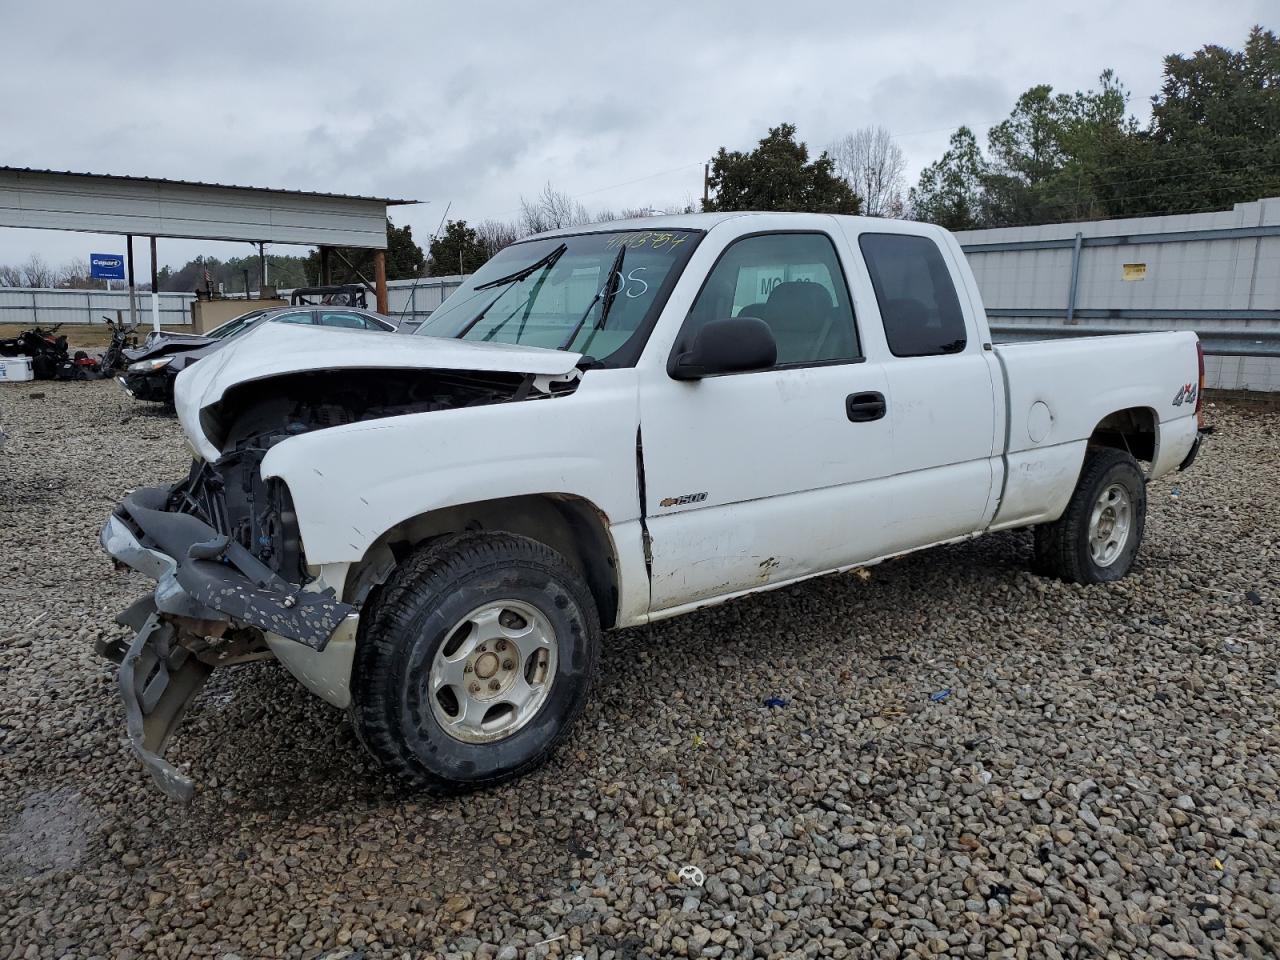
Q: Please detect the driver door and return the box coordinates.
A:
[638,230,897,612]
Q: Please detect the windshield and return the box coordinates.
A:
[415,229,700,364]
[206,310,267,340]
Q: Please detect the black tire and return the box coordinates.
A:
[1033,447,1147,584]
[349,532,600,792]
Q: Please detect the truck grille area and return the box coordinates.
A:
[167,448,305,583]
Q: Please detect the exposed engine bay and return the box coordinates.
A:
[177,367,576,579]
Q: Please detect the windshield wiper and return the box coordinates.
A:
[475,243,567,291]
[455,243,568,339]
[558,244,625,352]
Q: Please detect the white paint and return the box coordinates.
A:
[167,212,1202,705]
[1028,401,1052,443]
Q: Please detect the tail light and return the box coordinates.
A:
[1196,341,1205,428]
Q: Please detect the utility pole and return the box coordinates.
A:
[703,163,710,208]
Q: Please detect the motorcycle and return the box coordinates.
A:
[0,324,70,380]
[99,316,140,374]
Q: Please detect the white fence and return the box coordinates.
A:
[373,276,468,330]
[957,196,1280,391]
[0,287,196,328]
[0,275,471,332]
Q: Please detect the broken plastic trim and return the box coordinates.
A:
[116,607,212,802]
[104,487,352,650]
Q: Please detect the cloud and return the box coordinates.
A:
[0,0,1266,266]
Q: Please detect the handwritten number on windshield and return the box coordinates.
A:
[605,232,688,251]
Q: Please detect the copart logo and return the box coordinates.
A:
[659,492,708,508]
[1172,383,1197,407]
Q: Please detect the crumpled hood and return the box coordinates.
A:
[174,321,582,461]
[125,331,215,363]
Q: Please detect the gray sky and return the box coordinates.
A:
[0,0,1270,273]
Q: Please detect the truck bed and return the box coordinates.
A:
[989,330,1200,529]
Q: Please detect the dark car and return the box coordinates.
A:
[120,305,397,404]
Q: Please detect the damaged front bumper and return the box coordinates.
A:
[100,486,354,800]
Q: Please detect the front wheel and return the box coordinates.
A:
[349,532,600,792]
[1033,447,1147,584]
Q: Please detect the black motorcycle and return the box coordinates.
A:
[99,316,140,373]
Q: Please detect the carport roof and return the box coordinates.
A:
[0,166,416,205]
[0,166,419,248]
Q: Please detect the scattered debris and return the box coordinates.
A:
[852,567,872,582]
[677,865,705,888]
[1245,590,1263,606]
[1170,485,1181,498]
[929,688,952,703]
[691,733,706,750]
[762,696,788,709]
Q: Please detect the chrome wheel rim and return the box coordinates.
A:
[428,600,557,744]
[1088,483,1132,568]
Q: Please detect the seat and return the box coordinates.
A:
[763,281,835,363]
[734,302,770,321]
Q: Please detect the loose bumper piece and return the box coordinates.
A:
[100,484,355,799]
[102,487,352,650]
[107,606,212,802]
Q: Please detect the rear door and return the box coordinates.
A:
[638,226,896,612]
[846,228,999,549]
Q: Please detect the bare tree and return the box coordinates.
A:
[19,254,56,288]
[474,219,521,259]
[828,126,908,217]
[519,183,591,235]
[0,263,22,287]
[58,258,94,288]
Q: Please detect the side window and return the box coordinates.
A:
[271,311,314,325]
[319,311,376,330]
[683,233,859,366]
[858,233,967,357]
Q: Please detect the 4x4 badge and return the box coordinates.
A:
[1172,383,1197,407]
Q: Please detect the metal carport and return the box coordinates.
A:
[0,166,416,327]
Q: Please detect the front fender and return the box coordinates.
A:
[259,369,640,566]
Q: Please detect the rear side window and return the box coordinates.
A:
[272,311,314,325]
[319,311,380,329]
[859,233,967,357]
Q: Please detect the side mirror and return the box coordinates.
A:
[669,316,777,380]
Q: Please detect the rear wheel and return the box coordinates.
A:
[349,532,600,791]
[1033,447,1147,584]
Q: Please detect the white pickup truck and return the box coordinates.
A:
[100,212,1204,799]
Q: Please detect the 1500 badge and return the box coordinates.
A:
[660,492,708,507]
[1172,383,1198,407]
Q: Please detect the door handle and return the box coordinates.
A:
[846,391,886,422]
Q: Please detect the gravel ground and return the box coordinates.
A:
[0,380,1277,960]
